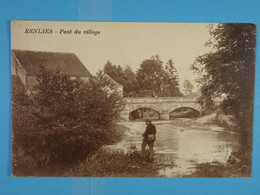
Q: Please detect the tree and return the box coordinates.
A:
[104,56,182,97]
[33,66,123,127]
[103,61,138,97]
[161,59,182,96]
[103,60,115,77]
[122,65,138,96]
[136,55,165,96]
[192,24,256,153]
[136,56,182,97]
[12,66,124,175]
[103,60,125,86]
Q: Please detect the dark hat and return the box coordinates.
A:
[145,119,151,122]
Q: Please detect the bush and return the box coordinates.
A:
[12,67,124,176]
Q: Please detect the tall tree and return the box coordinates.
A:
[136,55,165,96]
[104,56,182,97]
[103,60,114,76]
[103,60,125,85]
[123,65,138,96]
[161,59,182,96]
[192,24,256,153]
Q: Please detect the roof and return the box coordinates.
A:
[12,50,92,77]
[103,73,123,88]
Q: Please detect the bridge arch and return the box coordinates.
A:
[129,107,160,120]
[127,104,161,114]
[169,107,200,118]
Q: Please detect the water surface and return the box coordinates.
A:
[113,119,239,177]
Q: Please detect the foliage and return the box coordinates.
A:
[123,65,138,96]
[31,66,124,127]
[192,23,256,151]
[136,55,165,96]
[136,56,182,97]
[12,67,124,175]
[161,59,182,96]
[12,90,38,175]
[64,147,158,177]
[103,61,125,86]
[104,55,182,97]
[104,61,138,97]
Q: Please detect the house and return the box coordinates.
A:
[11,49,92,93]
[101,73,123,96]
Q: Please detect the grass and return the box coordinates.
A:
[64,147,251,178]
[185,161,251,178]
[63,145,251,177]
[64,148,159,177]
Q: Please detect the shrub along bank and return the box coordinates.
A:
[12,67,124,176]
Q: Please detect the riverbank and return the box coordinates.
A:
[185,161,251,177]
[64,147,251,177]
[30,124,128,176]
[64,115,245,177]
[64,148,160,177]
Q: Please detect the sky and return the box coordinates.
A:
[11,21,214,91]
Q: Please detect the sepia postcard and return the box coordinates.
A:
[11,21,256,177]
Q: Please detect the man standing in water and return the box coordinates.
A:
[141,119,157,160]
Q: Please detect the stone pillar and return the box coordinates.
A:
[160,112,169,120]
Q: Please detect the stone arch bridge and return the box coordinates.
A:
[120,97,201,120]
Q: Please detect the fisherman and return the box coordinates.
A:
[141,119,156,160]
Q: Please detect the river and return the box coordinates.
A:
[112,118,239,177]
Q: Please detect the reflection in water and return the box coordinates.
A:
[113,119,239,177]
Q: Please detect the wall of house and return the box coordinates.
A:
[11,54,17,76]
[12,55,27,87]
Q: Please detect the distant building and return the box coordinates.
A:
[11,50,92,93]
[102,73,123,96]
[182,79,194,96]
